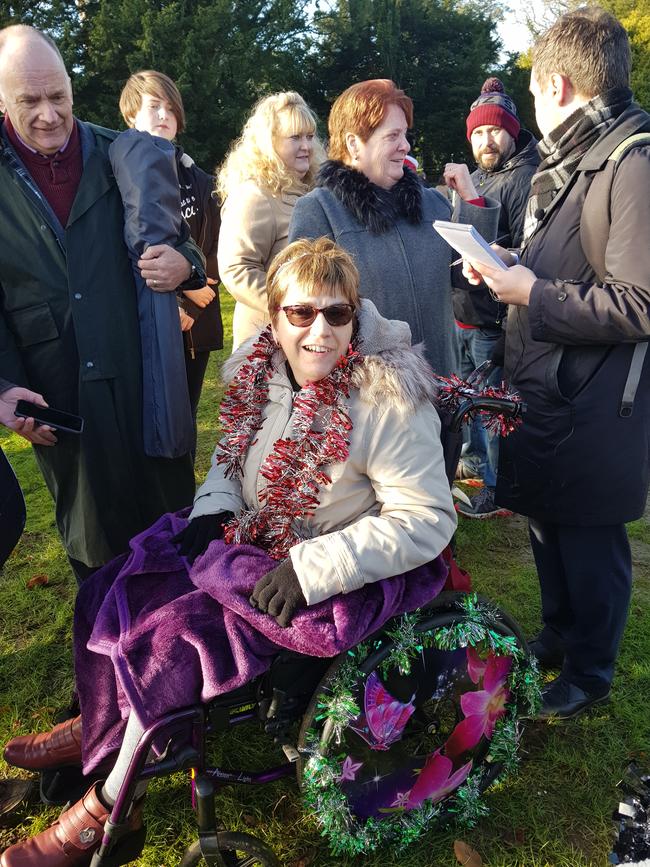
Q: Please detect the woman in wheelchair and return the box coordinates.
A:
[1,237,457,866]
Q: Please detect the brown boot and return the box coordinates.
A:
[3,716,82,771]
[0,783,145,867]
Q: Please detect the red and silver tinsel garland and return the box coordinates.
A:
[216,327,359,560]
[432,372,523,438]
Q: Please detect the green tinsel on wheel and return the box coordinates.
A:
[301,594,542,856]
[451,775,490,827]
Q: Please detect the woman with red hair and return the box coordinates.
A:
[290,79,500,375]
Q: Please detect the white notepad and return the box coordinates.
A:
[433,220,508,270]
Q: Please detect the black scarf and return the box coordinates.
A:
[523,87,632,244]
[317,160,423,234]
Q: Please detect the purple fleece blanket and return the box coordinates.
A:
[74,511,447,773]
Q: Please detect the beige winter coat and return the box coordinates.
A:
[218,179,306,349]
[190,299,457,605]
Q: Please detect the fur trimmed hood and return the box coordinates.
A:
[317,160,423,234]
[223,298,436,417]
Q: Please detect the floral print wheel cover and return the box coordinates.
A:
[301,599,541,856]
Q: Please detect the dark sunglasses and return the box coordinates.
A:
[279,303,356,327]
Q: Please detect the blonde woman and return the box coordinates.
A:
[217,92,325,348]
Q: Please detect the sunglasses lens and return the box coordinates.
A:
[282,304,354,327]
[284,306,316,326]
[323,304,354,326]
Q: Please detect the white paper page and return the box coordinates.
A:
[433,220,508,270]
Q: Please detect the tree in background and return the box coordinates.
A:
[516,0,650,112]
[302,0,501,177]
[0,0,310,171]
[3,1,646,174]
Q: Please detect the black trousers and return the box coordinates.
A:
[184,349,211,461]
[528,519,632,693]
[68,556,99,585]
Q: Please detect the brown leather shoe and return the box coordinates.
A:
[4,716,82,771]
[0,782,106,866]
[0,783,145,867]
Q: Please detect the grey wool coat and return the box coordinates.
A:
[289,161,500,375]
[0,119,204,567]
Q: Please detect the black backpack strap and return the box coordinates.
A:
[620,342,649,417]
[580,132,650,418]
[580,132,650,282]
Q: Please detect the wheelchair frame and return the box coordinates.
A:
[0,388,528,866]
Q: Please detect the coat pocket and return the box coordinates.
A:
[7,302,59,348]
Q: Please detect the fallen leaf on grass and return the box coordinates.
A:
[454,839,483,866]
[26,574,49,589]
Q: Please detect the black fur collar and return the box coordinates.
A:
[317,160,423,234]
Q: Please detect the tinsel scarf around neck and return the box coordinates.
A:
[216,327,359,560]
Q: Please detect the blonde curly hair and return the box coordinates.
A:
[216,91,325,201]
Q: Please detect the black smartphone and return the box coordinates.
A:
[14,400,84,434]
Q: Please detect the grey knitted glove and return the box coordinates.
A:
[250,559,307,628]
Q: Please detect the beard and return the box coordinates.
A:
[476,146,508,172]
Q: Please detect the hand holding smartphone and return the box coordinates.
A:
[14,400,84,434]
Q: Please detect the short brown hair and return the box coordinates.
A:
[532,6,630,98]
[267,237,360,321]
[119,70,186,133]
[328,79,414,163]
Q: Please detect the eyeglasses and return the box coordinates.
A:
[279,303,356,327]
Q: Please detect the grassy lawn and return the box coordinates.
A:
[1,291,649,865]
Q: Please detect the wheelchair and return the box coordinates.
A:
[2,387,539,867]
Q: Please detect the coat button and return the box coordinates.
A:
[86,361,94,368]
[74,293,82,300]
[557,291,567,301]
[40,224,47,231]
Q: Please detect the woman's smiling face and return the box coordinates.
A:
[348,103,410,190]
[272,283,354,386]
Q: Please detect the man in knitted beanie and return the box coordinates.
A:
[467,77,521,171]
[453,77,539,519]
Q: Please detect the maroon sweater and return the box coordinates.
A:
[4,116,82,227]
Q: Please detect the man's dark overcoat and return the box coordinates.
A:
[0,120,202,566]
[497,105,650,525]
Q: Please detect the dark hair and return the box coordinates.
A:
[532,6,630,98]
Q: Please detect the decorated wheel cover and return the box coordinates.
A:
[299,594,541,856]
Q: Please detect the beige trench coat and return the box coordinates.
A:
[218,180,306,349]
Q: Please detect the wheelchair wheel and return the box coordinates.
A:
[179,831,280,866]
[297,592,539,855]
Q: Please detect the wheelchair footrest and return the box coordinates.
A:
[90,823,146,866]
[281,744,300,763]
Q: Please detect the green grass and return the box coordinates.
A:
[1,291,649,865]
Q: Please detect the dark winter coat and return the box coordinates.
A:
[0,119,203,566]
[289,161,499,375]
[176,150,223,353]
[497,104,650,525]
[108,130,194,458]
[452,130,539,329]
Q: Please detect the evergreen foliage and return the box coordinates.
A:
[0,0,648,177]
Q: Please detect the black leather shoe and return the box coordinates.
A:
[535,675,610,720]
[527,637,564,669]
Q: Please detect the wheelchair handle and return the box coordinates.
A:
[449,396,526,434]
